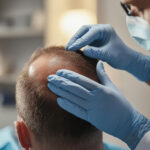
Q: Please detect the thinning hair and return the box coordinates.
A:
[16,46,102,150]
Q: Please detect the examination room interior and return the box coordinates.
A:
[0,0,150,149]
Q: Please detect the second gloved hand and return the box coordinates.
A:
[66,24,150,81]
[48,61,150,150]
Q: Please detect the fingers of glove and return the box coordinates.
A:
[96,61,112,86]
[66,25,90,50]
[56,69,101,90]
[48,75,91,99]
[67,27,100,51]
[83,45,108,61]
[57,97,88,120]
[48,83,89,109]
[96,61,119,90]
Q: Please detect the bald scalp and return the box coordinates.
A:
[28,50,99,98]
[16,46,102,149]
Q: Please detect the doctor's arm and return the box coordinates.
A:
[48,61,150,150]
[66,24,150,83]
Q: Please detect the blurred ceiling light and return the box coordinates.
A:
[60,9,97,37]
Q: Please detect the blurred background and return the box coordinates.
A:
[0,0,149,149]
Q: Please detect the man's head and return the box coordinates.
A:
[16,46,103,150]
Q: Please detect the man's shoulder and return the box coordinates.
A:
[0,127,21,150]
[103,142,129,150]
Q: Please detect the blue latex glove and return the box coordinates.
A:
[48,61,150,150]
[66,24,150,82]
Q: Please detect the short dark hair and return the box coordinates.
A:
[16,46,102,149]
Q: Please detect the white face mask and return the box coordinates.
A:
[126,16,150,51]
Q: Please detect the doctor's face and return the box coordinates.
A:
[121,0,150,9]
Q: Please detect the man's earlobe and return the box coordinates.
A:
[16,121,31,150]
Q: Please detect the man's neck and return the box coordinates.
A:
[37,143,104,150]
[100,143,104,150]
[77,143,104,150]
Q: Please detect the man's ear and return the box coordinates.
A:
[16,121,31,150]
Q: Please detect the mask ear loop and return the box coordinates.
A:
[120,2,133,16]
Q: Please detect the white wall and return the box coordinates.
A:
[97,0,150,148]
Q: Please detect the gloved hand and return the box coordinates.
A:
[66,24,150,82]
[48,61,150,150]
